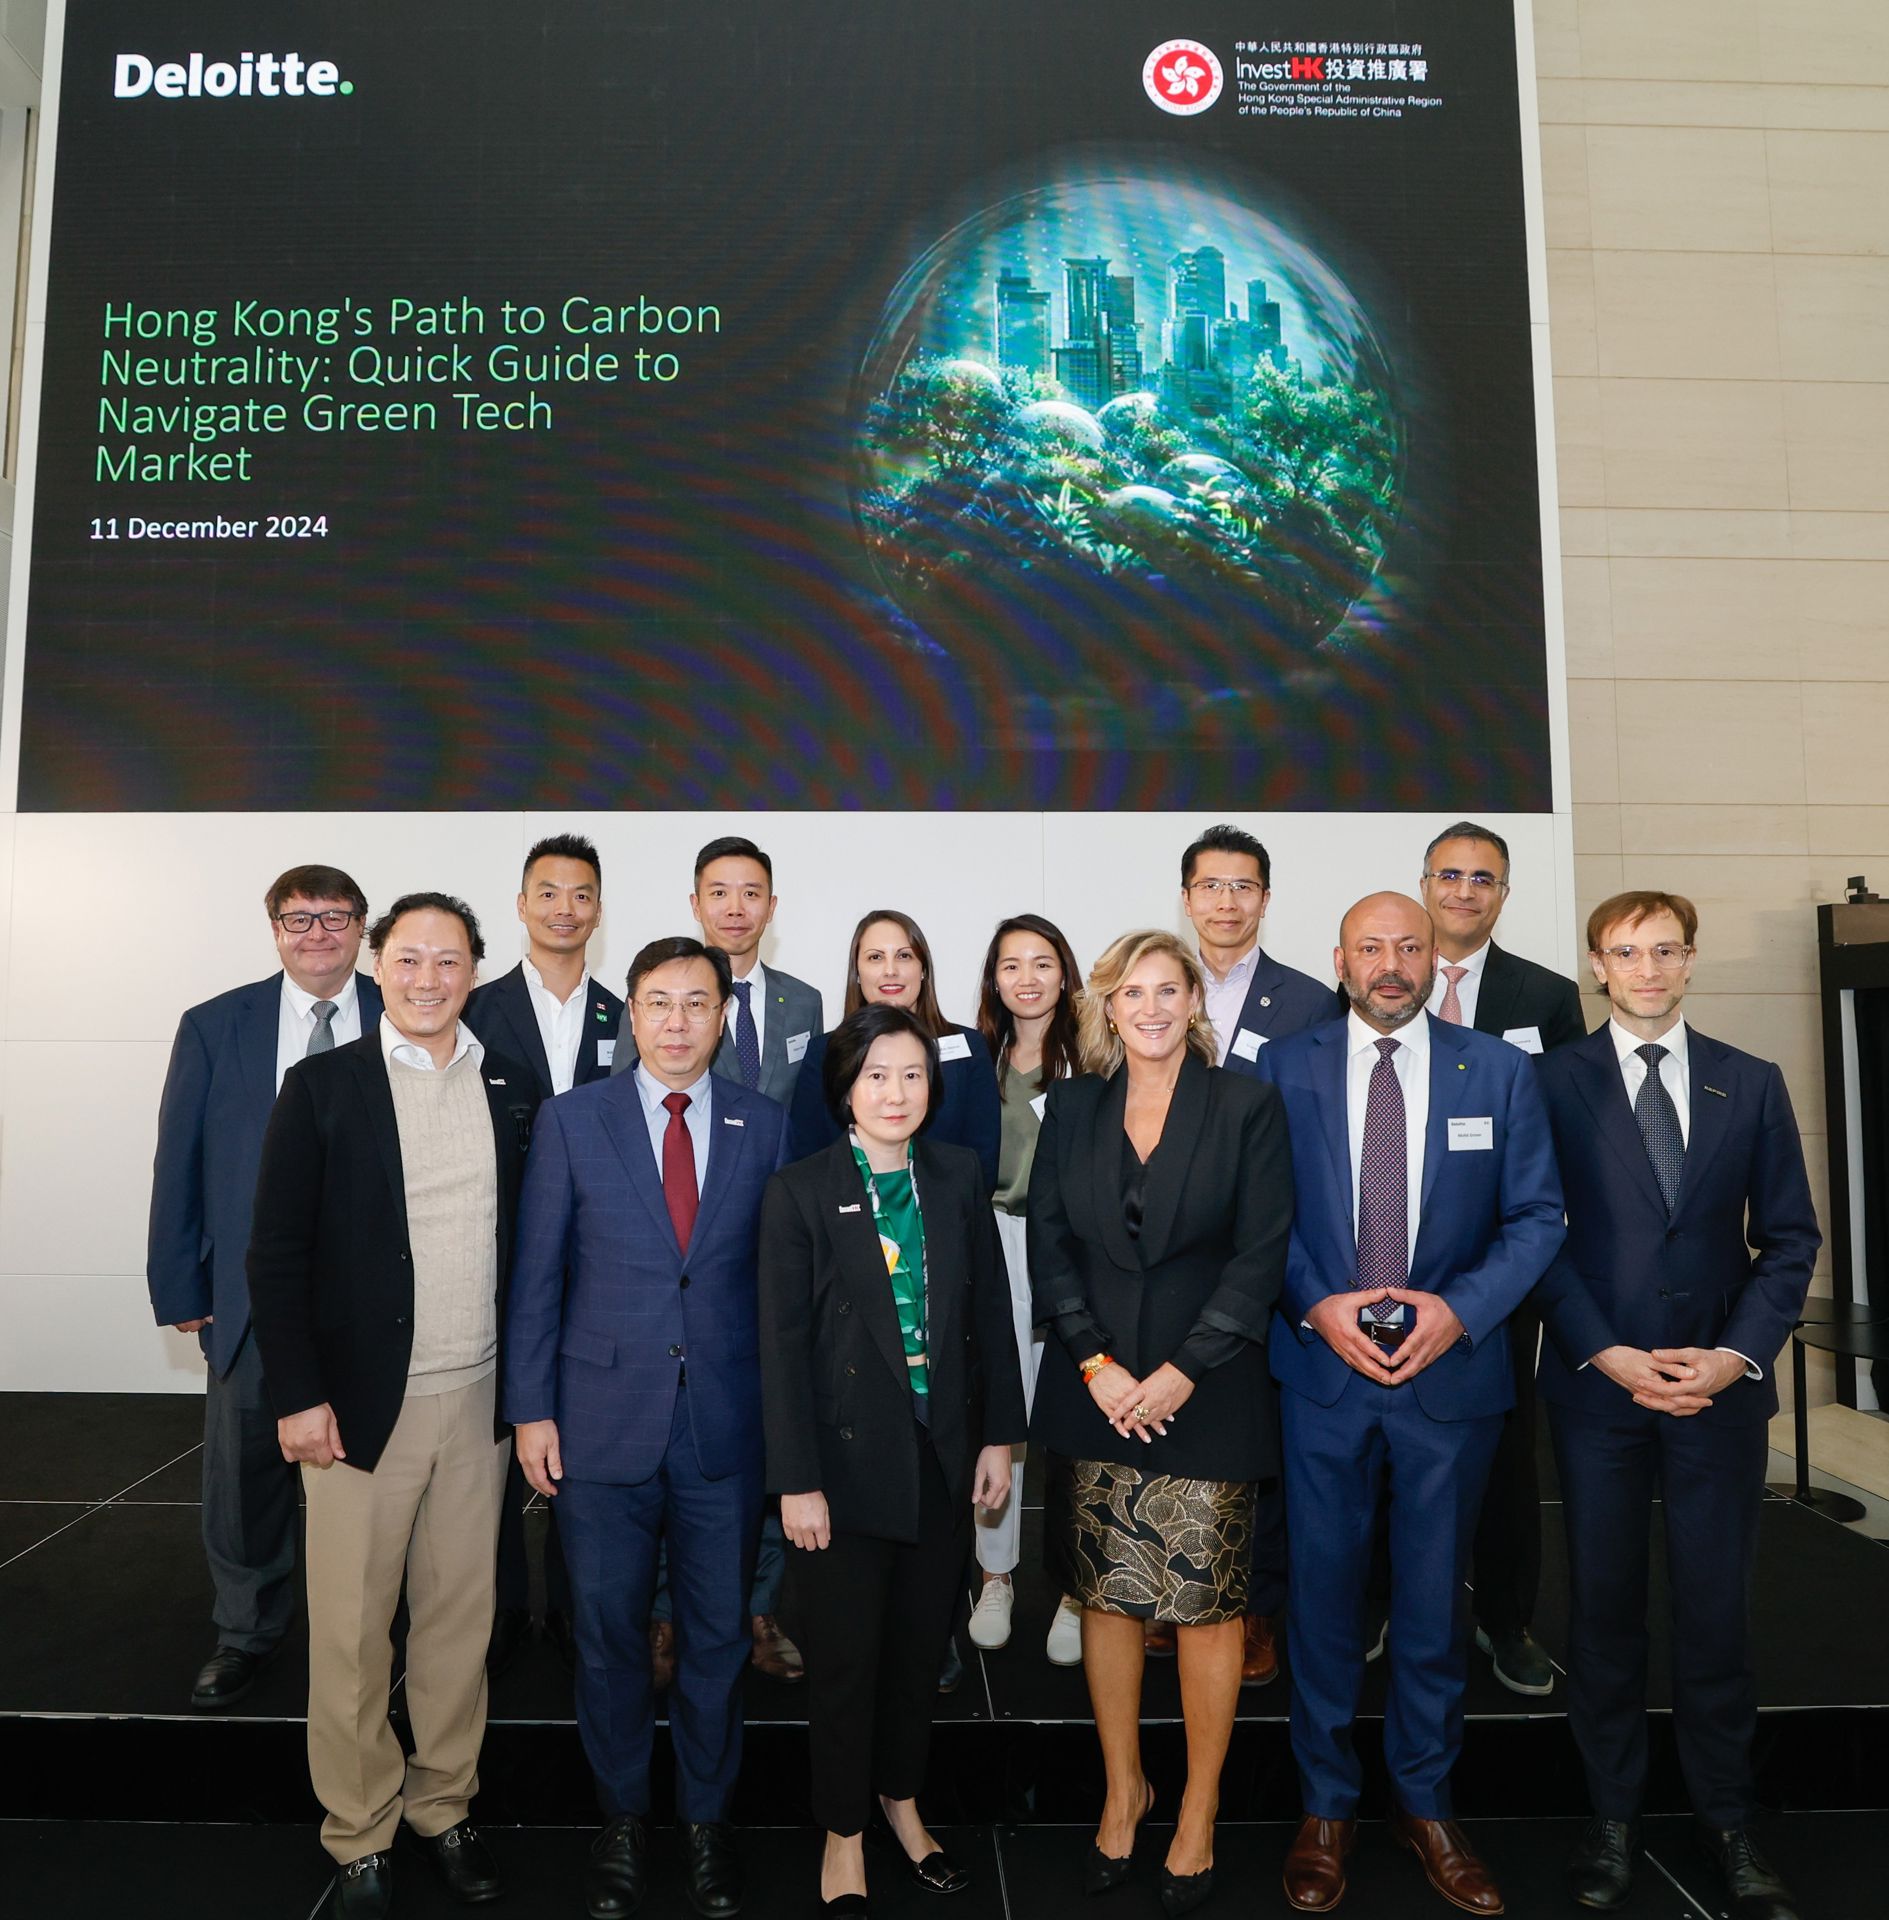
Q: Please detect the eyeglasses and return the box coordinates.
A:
[1187,878,1262,898]
[1596,944,1693,970]
[634,995,724,1023]
[1422,869,1508,893]
[274,909,360,934]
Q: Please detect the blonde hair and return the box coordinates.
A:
[1078,930,1217,1075]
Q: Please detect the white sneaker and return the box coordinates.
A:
[968,1577,1014,1651]
[1045,1594,1083,1666]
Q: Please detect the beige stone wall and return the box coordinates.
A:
[1537,0,1889,1355]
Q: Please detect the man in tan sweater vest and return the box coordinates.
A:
[249,893,540,1920]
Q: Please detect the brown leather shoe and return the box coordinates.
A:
[1240,1613,1279,1685]
[649,1619,676,1695]
[1283,1816,1356,1911]
[750,1613,805,1682]
[1390,1813,1505,1915]
[1143,1620,1178,1656]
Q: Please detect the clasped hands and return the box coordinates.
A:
[1085,1360,1195,1443]
[1306,1287,1465,1386]
[1591,1344,1747,1415]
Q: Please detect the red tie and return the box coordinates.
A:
[661,1091,698,1252]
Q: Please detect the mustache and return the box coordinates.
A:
[1369,972,1417,996]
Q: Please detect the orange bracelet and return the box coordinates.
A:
[1079,1352,1114,1383]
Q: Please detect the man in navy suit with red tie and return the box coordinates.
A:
[1259,894,1564,1916]
[1537,893,1818,1920]
[505,936,789,1920]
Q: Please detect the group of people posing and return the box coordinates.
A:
[147,823,1819,1920]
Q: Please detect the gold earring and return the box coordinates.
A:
[1107,1019,1117,1035]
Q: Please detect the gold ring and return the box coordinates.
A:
[1132,1404,1154,1423]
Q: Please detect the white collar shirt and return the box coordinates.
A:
[277,973,363,1092]
[380,1014,484,1075]
[632,1062,713,1191]
[1345,1008,1430,1270]
[1609,1015,1691,1146]
[523,958,590,1097]
[1428,939,1490,1027]
[1201,942,1259,1067]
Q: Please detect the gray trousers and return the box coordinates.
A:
[202,1330,301,1652]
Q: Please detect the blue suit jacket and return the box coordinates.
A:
[147,970,384,1378]
[1535,1024,1819,1425]
[503,1070,790,1484]
[1257,1015,1565,1420]
[1217,947,1342,1081]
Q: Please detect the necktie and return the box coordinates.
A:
[1356,1037,1407,1320]
[661,1091,699,1251]
[1633,1044,1685,1214]
[731,978,761,1090]
[306,1000,338,1055]
[1437,965,1468,1025]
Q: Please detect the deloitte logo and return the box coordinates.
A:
[1142,39,1223,115]
[114,52,352,99]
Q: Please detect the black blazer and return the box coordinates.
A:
[1027,1053,1293,1482]
[758,1136,1028,1542]
[466,963,624,1102]
[246,1033,541,1473]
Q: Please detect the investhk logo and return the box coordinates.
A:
[114,51,353,98]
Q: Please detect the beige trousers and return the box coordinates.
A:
[302,1371,508,1861]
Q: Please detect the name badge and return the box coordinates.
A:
[1448,1117,1494,1151]
[1502,1025,1543,1056]
[597,1039,616,1067]
[1231,1028,1266,1062]
[1030,1093,1048,1120]
[936,1032,972,1062]
[786,1031,810,1063]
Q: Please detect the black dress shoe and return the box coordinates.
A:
[820,1899,869,1917]
[907,1848,970,1895]
[333,1852,393,1919]
[487,1605,532,1678]
[1566,1817,1638,1910]
[680,1820,744,1918]
[545,1607,578,1671]
[1082,1780,1155,1896]
[1157,1864,1216,1918]
[190,1644,273,1712]
[587,1813,648,1920]
[417,1819,503,1904]
[1696,1823,1801,1920]
[937,1636,963,1694]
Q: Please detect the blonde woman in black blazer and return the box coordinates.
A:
[760,1006,1028,1917]
[1029,930,1293,1916]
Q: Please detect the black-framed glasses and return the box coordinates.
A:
[275,909,360,934]
[1422,869,1508,893]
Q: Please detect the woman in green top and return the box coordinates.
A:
[967,914,1087,1664]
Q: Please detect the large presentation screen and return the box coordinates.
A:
[19,0,1549,812]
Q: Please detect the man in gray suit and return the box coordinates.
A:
[612,834,824,1683]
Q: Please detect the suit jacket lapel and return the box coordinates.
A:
[825,1144,913,1396]
[598,1074,684,1255]
[1419,1017,1472,1220]
[915,1141,963,1357]
[348,1045,410,1239]
[1672,1032,1728,1221]
[1569,1027,1670,1218]
[499,968,557,1103]
[1472,944,1519,1037]
[691,1087,751,1249]
[1088,1070,1142,1271]
[237,975,283,1122]
[1308,1023,1355,1251]
[1139,1049,1209,1263]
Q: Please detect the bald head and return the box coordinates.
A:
[1335,892,1437,1033]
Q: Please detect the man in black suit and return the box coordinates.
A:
[249,893,540,1920]
[1538,891,1817,1920]
[466,832,624,1675]
[147,863,382,1711]
[1419,820,1585,1698]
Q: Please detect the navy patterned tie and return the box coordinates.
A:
[1357,1037,1407,1319]
[1634,1043,1685,1214]
[730,978,761,1090]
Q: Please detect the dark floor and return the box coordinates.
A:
[0,1812,1876,1920]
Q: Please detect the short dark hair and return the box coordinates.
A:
[1181,824,1271,892]
[694,836,773,889]
[265,864,367,919]
[625,936,733,1005]
[368,892,485,961]
[522,833,601,891]
[1425,821,1510,875]
[823,1005,941,1132]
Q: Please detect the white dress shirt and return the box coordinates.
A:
[1345,1008,1429,1266]
[1201,943,1259,1067]
[726,957,770,1068]
[1427,940,1490,1027]
[277,974,363,1091]
[632,1062,713,1190]
[523,958,590,1097]
[380,1015,484,1075]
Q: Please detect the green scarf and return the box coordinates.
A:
[851,1135,929,1402]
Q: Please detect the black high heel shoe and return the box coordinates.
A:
[1082,1780,1155,1896]
[1156,1863,1216,1917]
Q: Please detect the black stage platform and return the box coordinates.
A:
[2,1393,1884,1914]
